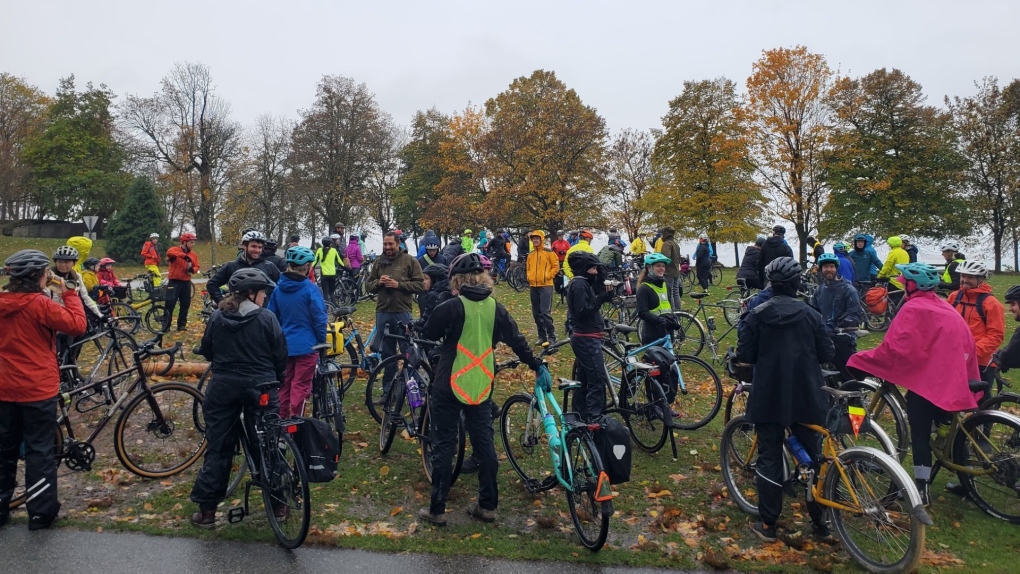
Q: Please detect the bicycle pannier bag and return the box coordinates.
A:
[864,286,888,315]
[594,415,632,484]
[293,417,340,483]
[643,346,680,403]
[325,319,346,357]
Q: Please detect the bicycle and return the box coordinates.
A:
[58,317,139,396]
[224,381,311,549]
[310,343,346,447]
[506,260,529,292]
[328,305,381,395]
[670,291,743,361]
[200,264,225,324]
[720,386,931,573]
[8,340,207,511]
[98,282,171,335]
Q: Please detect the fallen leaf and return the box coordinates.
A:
[379,466,390,477]
[470,532,482,539]
[390,506,403,516]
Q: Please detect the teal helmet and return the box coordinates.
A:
[643,252,672,266]
[895,263,940,291]
[833,242,848,253]
[285,246,316,266]
[817,253,840,267]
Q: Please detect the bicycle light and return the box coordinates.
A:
[286,424,298,434]
[259,393,269,407]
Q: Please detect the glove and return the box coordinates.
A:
[665,316,681,330]
[535,364,552,393]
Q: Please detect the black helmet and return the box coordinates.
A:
[423,263,449,281]
[449,253,484,276]
[264,239,278,251]
[765,256,802,284]
[1005,285,1020,303]
[228,268,276,294]
[772,225,786,235]
[83,257,100,270]
[321,237,332,248]
[4,249,51,278]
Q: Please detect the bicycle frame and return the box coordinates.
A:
[530,382,580,492]
[930,412,1005,476]
[691,299,738,363]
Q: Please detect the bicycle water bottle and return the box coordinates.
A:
[543,414,561,466]
[406,377,424,409]
[786,435,812,465]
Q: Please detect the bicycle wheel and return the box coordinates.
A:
[419,400,465,485]
[720,415,760,516]
[723,385,748,424]
[144,305,169,334]
[981,392,1020,418]
[866,310,890,332]
[670,311,705,357]
[838,380,909,461]
[316,375,346,447]
[509,266,528,292]
[114,382,207,478]
[335,344,360,395]
[710,265,723,286]
[720,291,742,327]
[262,431,311,549]
[365,355,397,423]
[500,393,555,488]
[109,302,140,334]
[379,379,404,454]
[671,355,722,430]
[953,410,1020,523]
[620,372,669,453]
[8,424,64,511]
[563,428,611,551]
[824,447,925,574]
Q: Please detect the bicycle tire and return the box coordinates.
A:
[262,431,311,549]
[710,265,723,286]
[114,382,207,478]
[953,410,1020,523]
[824,447,925,574]
[720,291,742,327]
[419,400,465,485]
[563,428,611,551]
[509,266,528,292]
[109,302,141,334]
[365,355,397,423]
[838,380,910,461]
[723,385,748,424]
[671,311,705,357]
[719,415,761,516]
[314,374,346,449]
[8,424,64,510]
[500,393,555,488]
[866,309,890,332]
[621,372,669,453]
[379,379,404,454]
[335,344,359,395]
[671,354,722,430]
[980,392,1020,418]
[223,437,248,498]
[144,305,169,334]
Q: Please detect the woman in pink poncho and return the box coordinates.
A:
[848,262,980,504]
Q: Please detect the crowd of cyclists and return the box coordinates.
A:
[2,220,1019,565]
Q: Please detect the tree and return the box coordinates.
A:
[21,76,129,221]
[288,75,395,234]
[121,62,241,240]
[649,78,763,254]
[605,128,658,241]
[0,73,48,220]
[220,114,294,242]
[362,125,404,238]
[104,176,170,263]
[823,68,968,241]
[394,108,452,236]
[738,46,833,261]
[425,106,490,235]
[946,77,1020,271]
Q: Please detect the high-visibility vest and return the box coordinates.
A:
[647,280,672,315]
[450,296,496,405]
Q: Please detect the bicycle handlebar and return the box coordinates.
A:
[137,341,182,359]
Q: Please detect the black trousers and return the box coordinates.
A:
[530,286,555,341]
[429,387,497,514]
[831,333,858,382]
[570,335,608,420]
[0,397,61,521]
[190,380,278,511]
[754,422,824,527]
[905,391,948,475]
[164,279,193,330]
[320,275,336,305]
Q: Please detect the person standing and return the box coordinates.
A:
[526,230,560,346]
[736,236,766,290]
[566,251,616,420]
[756,225,794,287]
[635,253,681,344]
[694,233,713,291]
[938,241,965,292]
[208,231,281,305]
[877,236,910,292]
[832,242,856,285]
[267,247,328,419]
[140,233,163,286]
[658,227,683,310]
[346,234,365,273]
[262,239,286,274]
[368,232,426,397]
[563,230,595,279]
[849,234,882,287]
[947,260,1005,393]
[314,237,344,305]
[810,253,863,381]
[165,233,200,331]
[551,231,571,267]
[0,250,87,530]
[737,257,835,542]
[460,229,475,254]
[902,235,918,263]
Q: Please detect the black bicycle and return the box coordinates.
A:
[310,343,346,447]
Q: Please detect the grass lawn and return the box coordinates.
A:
[3,235,1018,573]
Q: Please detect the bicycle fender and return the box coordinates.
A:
[970,409,1020,428]
[838,446,928,518]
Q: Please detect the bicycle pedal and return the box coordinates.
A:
[227,507,246,523]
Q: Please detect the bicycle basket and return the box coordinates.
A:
[621,295,637,309]
[825,397,870,438]
[151,283,177,302]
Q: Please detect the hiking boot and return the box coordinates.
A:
[417,507,447,526]
[945,482,969,498]
[460,455,480,474]
[751,521,777,543]
[467,502,495,523]
[189,510,216,529]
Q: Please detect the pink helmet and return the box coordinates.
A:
[99,257,116,266]
[478,254,493,270]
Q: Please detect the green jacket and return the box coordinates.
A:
[367,252,426,313]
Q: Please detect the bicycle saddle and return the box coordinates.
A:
[614,323,638,335]
[969,379,991,393]
[822,387,867,399]
[557,378,582,391]
[333,306,356,317]
[689,292,710,300]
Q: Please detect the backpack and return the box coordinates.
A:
[593,415,632,484]
[864,286,888,315]
[553,270,566,295]
[952,291,991,324]
[293,417,341,482]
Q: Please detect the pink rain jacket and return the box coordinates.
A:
[848,290,980,412]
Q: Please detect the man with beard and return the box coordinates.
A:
[809,253,863,381]
[207,230,281,305]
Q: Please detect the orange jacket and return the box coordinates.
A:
[526,231,560,287]
[141,240,161,266]
[948,283,1005,367]
[167,246,200,281]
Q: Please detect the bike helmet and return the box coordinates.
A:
[894,263,940,291]
[833,241,849,253]
[940,241,961,253]
[479,254,493,270]
[180,232,196,242]
[422,263,449,281]
[350,234,360,241]
[424,238,440,250]
[900,234,912,244]
[285,246,316,266]
[643,253,672,266]
[241,230,267,244]
[228,268,276,293]
[264,238,278,250]
[4,249,51,278]
[149,232,159,239]
[83,257,100,270]
[817,253,840,267]
[956,259,989,278]
[698,233,709,240]
[99,257,116,267]
[53,245,79,261]
[579,230,594,240]
[321,237,333,247]
[329,233,342,242]
[764,256,802,284]
[450,253,485,276]
[1005,285,1020,303]
[853,233,867,242]
[887,235,902,248]
[772,225,786,235]
[755,234,767,246]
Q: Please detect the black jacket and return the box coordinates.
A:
[441,243,463,262]
[422,285,541,394]
[996,326,1020,373]
[737,294,834,426]
[636,277,670,344]
[757,236,794,284]
[566,253,614,334]
[418,278,452,322]
[736,246,761,284]
[266,254,287,274]
[207,253,283,303]
[198,305,288,386]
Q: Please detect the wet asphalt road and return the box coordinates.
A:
[0,528,719,574]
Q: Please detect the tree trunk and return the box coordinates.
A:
[733,242,740,267]
[195,170,214,241]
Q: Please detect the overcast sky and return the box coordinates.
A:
[5,0,1019,134]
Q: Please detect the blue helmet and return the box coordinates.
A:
[285,246,316,266]
[817,253,840,267]
[895,263,940,291]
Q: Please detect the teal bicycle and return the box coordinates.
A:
[500,370,615,551]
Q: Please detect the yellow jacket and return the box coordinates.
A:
[526,231,560,287]
[878,247,910,289]
[629,237,648,255]
[81,269,99,293]
[654,237,664,253]
[563,240,594,278]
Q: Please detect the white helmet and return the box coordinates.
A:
[698,233,709,240]
[900,234,912,244]
[149,232,159,239]
[330,233,342,241]
[241,230,267,244]
[940,241,960,253]
[956,260,988,278]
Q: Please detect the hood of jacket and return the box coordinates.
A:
[743,245,759,256]
[0,291,43,319]
[763,236,787,250]
[348,237,360,246]
[216,306,263,332]
[530,229,546,242]
[276,271,313,294]
[430,278,451,295]
[567,251,601,277]
[752,295,815,328]
[458,283,492,302]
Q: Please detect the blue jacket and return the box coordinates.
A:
[848,248,882,284]
[864,235,881,275]
[267,271,328,357]
[836,252,856,284]
[810,278,862,336]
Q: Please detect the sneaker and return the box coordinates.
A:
[467,502,495,523]
[915,479,931,506]
[417,507,447,526]
[945,482,969,498]
[189,510,216,529]
[460,455,480,474]
[751,521,777,542]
